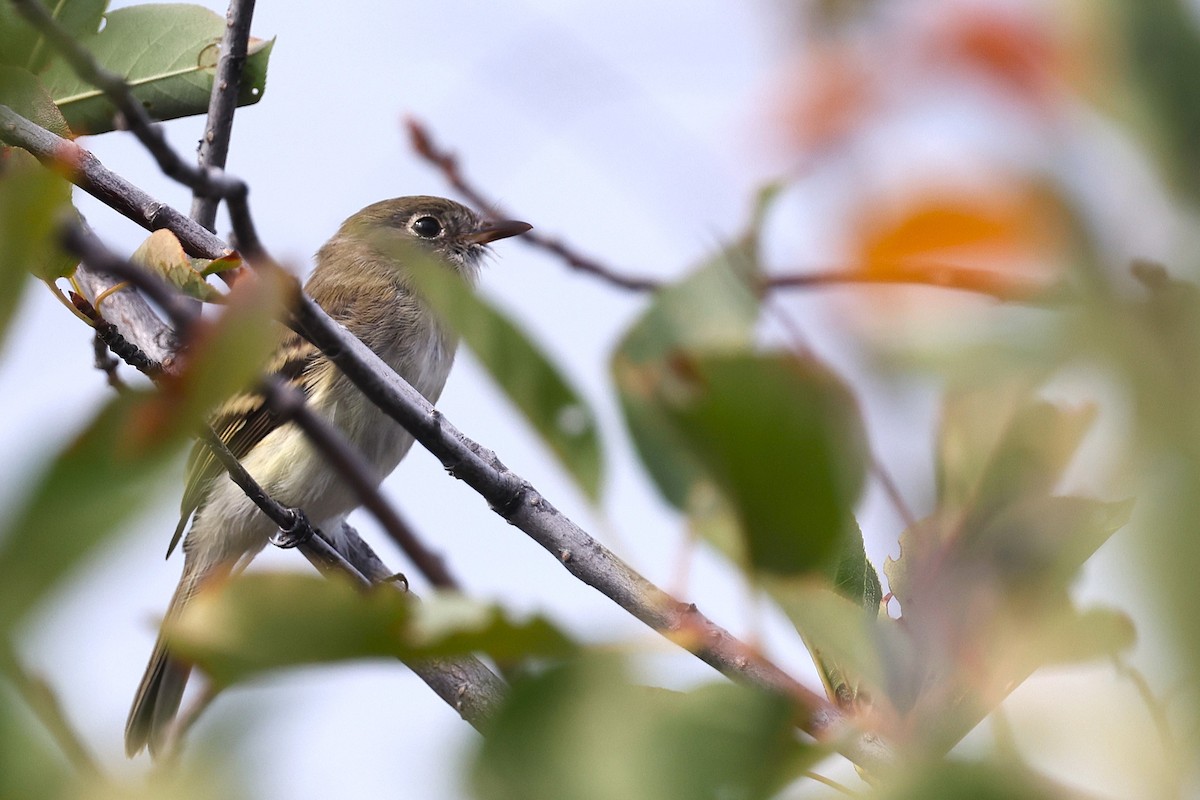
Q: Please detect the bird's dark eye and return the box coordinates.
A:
[411,216,442,238]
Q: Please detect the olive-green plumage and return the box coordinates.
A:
[125,196,529,757]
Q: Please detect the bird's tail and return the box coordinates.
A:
[125,556,225,758]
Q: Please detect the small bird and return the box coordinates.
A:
[125,196,531,757]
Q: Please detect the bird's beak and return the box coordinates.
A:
[467,219,533,245]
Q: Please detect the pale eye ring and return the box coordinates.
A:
[411,216,442,238]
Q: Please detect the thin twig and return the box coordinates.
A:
[191,0,258,231]
[406,117,662,291]
[761,263,1066,303]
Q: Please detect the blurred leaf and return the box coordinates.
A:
[1116,0,1200,200]
[473,657,814,800]
[158,267,289,429]
[939,387,1095,509]
[0,65,70,137]
[852,185,1069,285]
[0,266,287,633]
[131,229,222,302]
[0,677,71,800]
[0,388,187,633]
[404,248,604,500]
[766,579,889,707]
[0,149,75,310]
[970,496,1132,595]
[614,252,760,509]
[171,573,573,687]
[39,4,273,135]
[642,351,868,576]
[0,0,106,73]
[408,592,576,661]
[882,758,1068,800]
[1024,604,1136,666]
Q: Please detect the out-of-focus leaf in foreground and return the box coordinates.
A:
[0,149,74,345]
[169,573,574,688]
[0,389,186,634]
[0,677,71,800]
[472,657,814,800]
[879,383,1133,752]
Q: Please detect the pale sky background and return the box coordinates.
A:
[0,1,1182,798]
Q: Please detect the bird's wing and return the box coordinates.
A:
[166,333,322,558]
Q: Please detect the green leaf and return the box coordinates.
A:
[165,266,289,424]
[884,758,1066,800]
[613,254,761,509]
[0,149,73,346]
[1115,0,1200,202]
[832,516,883,610]
[970,495,1133,595]
[169,573,574,687]
[130,229,222,302]
[0,0,106,73]
[407,592,576,661]
[40,4,273,135]
[765,578,910,709]
[403,248,605,500]
[0,674,72,800]
[0,388,188,633]
[646,351,869,576]
[472,657,814,800]
[0,65,70,137]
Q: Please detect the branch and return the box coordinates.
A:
[761,263,1066,303]
[0,105,230,261]
[290,296,893,768]
[406,118,662,291]
[190,0,258,231]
